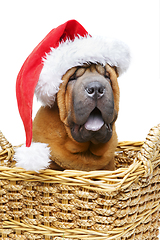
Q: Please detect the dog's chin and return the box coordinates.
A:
[71,122,112,144]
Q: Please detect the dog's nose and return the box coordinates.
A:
[85,82,105,99]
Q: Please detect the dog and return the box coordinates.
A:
[32,63,119,171]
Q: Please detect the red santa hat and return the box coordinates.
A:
[14,19,130,171]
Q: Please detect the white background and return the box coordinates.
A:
[0,0,159,238]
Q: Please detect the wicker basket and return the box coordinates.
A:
[0,124,160,240]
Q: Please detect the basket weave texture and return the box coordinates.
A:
[0,124,160,240]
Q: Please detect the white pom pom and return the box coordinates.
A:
[14,142,51,172]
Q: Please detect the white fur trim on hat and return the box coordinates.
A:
[14,142,51,172]
[35,35,130,106]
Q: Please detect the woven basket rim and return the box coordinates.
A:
[0,124,160,192]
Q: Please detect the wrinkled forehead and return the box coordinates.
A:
[62,63,117,81]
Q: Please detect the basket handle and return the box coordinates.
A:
[137,124,160,178]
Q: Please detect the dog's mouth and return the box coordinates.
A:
[71,108,114,143]
[84,108,105,131]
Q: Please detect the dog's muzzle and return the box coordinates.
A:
[68,73,117,144]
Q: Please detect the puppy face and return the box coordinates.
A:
[57,64,119,144]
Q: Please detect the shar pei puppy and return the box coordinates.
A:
[15,20,130,172]
[32,63,119,171]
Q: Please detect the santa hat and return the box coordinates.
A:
[14,19,130,171]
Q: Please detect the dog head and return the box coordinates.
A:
[57,63,119,145]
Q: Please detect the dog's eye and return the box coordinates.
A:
[104,68,112,86]
[104,73,112,87]
[105,75,112,86]
[105,71,110,79]
[105,72,111,81]
[69,74,77,81]
[69,67,86,82]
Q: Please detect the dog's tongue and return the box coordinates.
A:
[84,111,104,131]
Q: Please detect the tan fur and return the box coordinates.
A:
[33,64,120,171]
